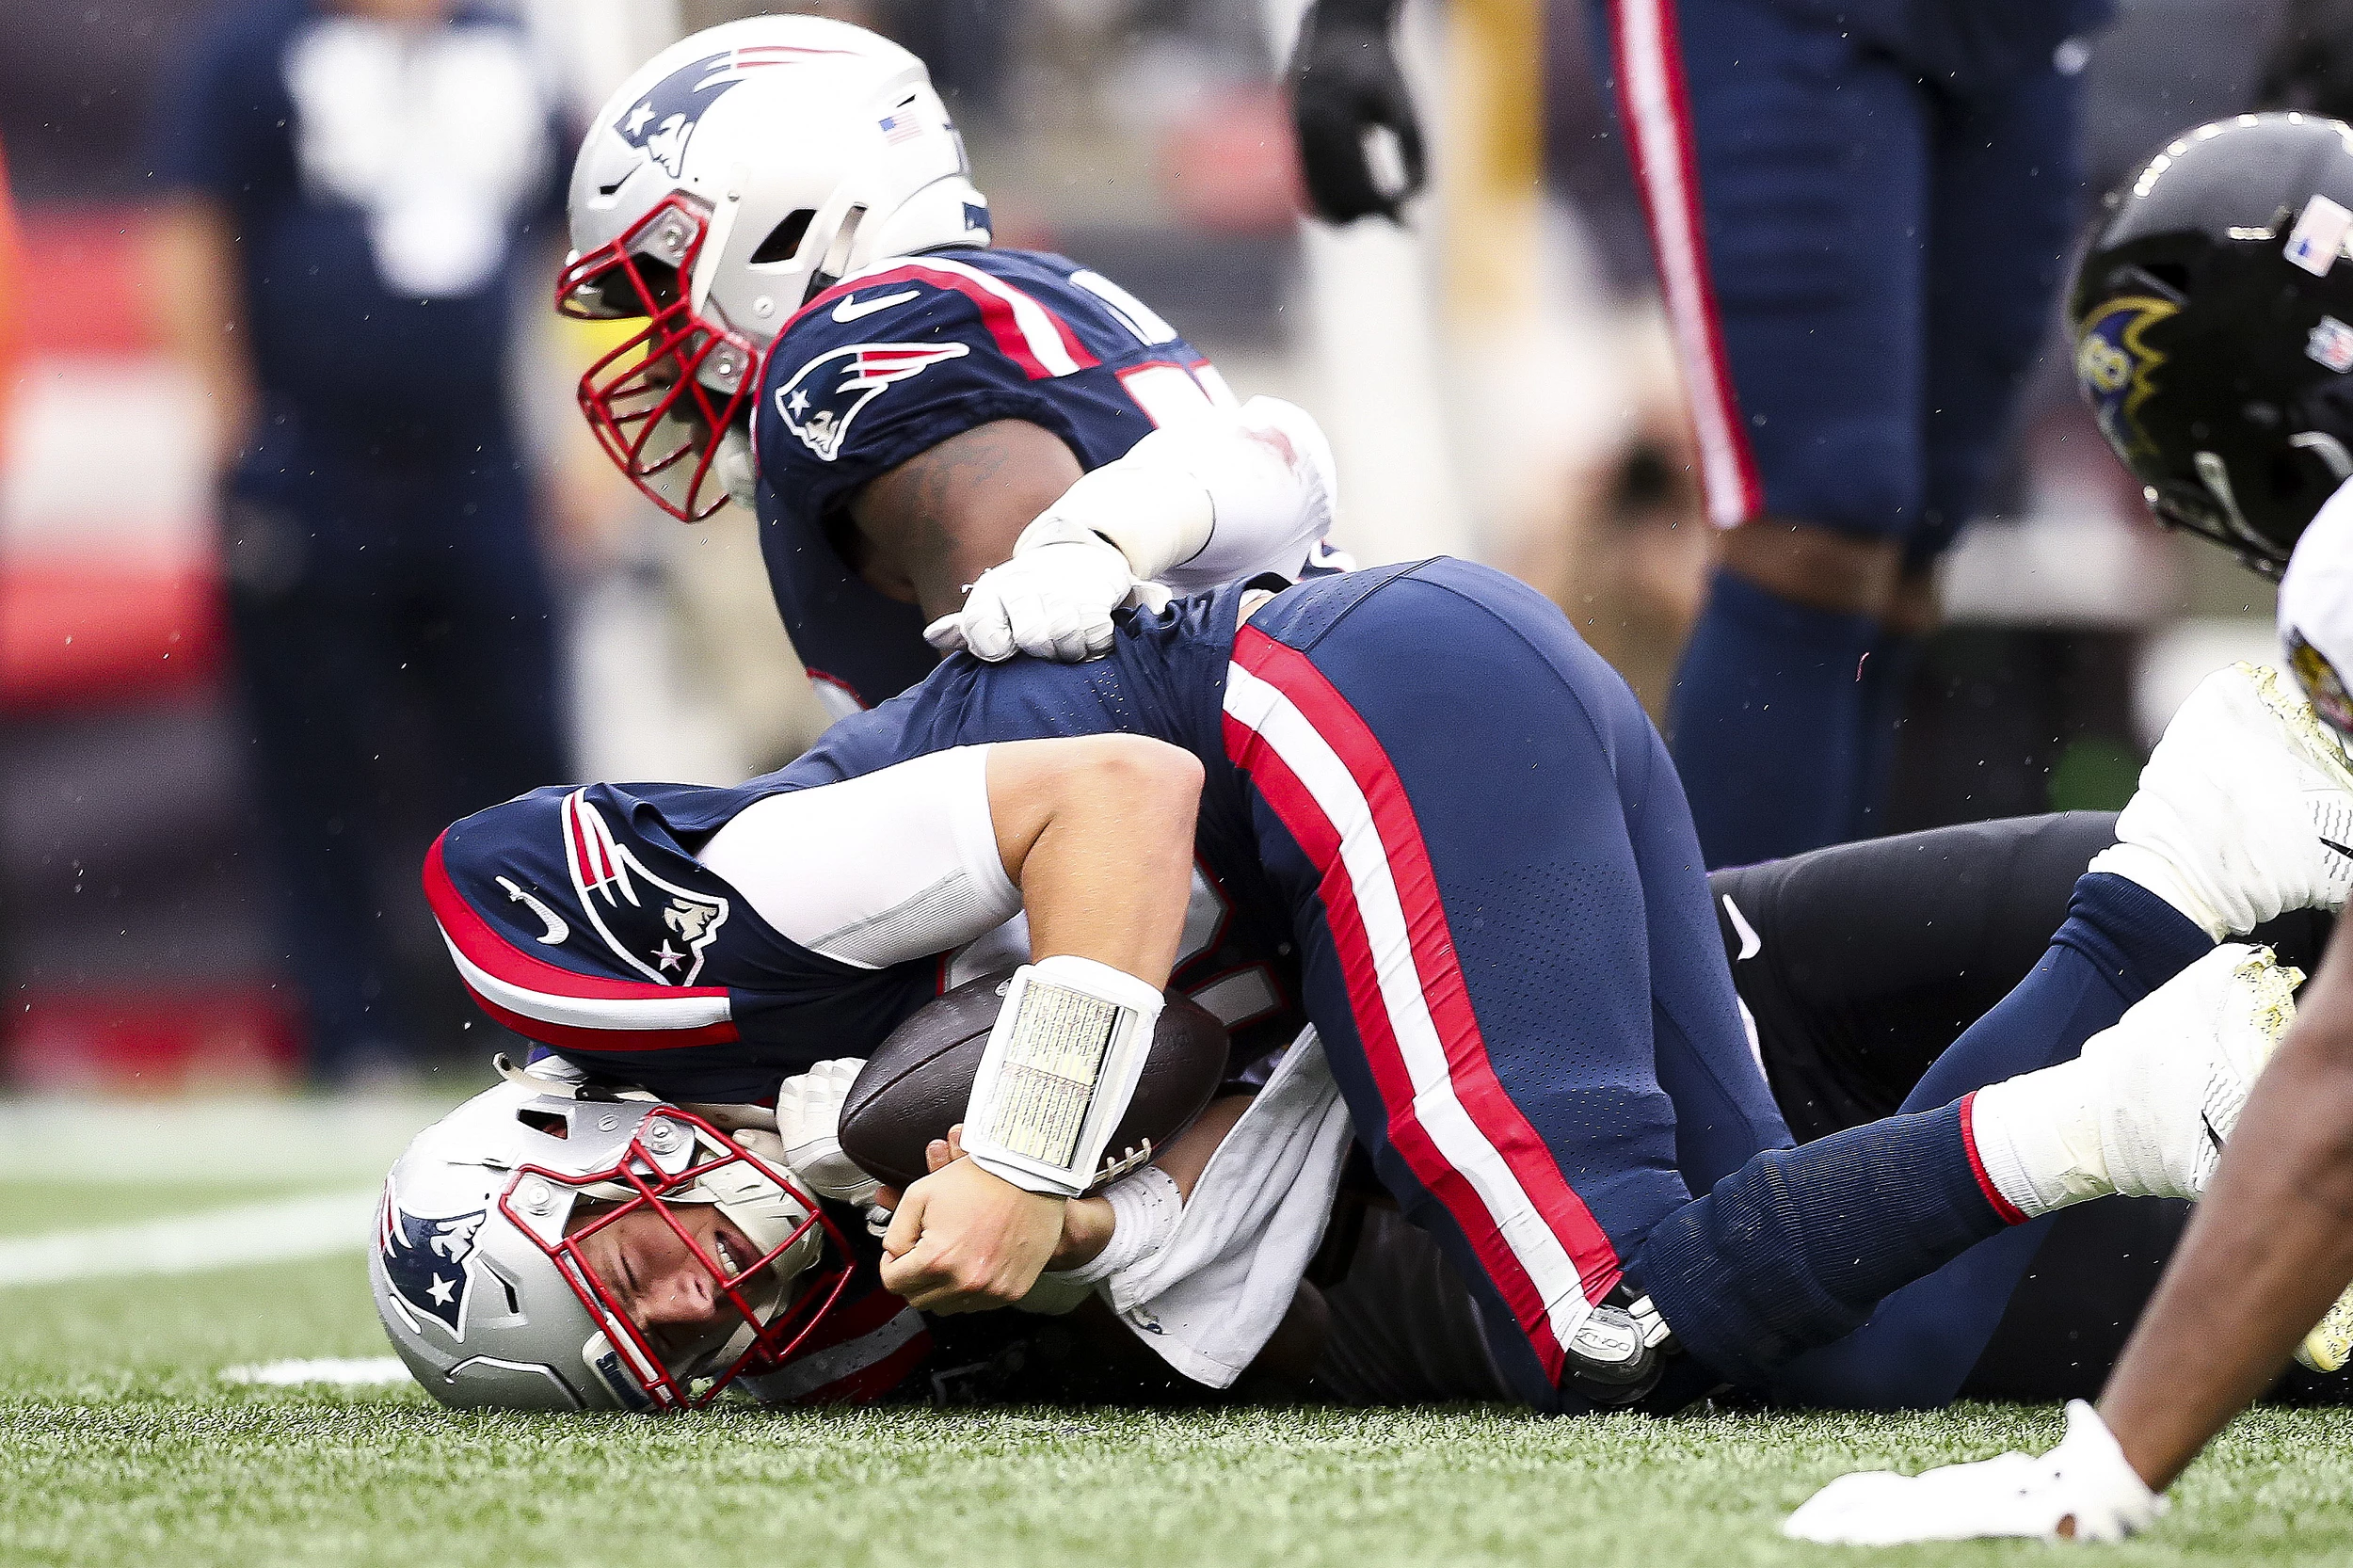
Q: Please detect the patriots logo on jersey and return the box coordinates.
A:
[776,342,970,461]
[560,790,730,985]
[377,1182,488,1340]
[615,44,844,179]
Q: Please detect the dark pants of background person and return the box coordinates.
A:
[1609,0,2103,866]
[219,414,569,1082]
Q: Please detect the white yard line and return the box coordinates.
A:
[0,1188,377,1288]
[220,1357,408,1386]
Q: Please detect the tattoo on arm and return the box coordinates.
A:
[850,420,1085,622]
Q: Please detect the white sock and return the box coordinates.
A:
[1967,1061,2116,1220]
[2087,843,2228,941]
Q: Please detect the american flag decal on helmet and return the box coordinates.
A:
[775,341,971,461]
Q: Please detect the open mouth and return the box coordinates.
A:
[712,1233,744,1280]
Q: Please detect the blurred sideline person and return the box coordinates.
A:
[1290,0,2113,865]
[557,17,1349,728]
[1785,114,2353,1544]
[147,0,575,1081]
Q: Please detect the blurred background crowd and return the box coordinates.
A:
[0,0,2316,1090]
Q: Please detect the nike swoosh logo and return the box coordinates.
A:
[1722,893,1762,961]
[832,289,920,323]
[2201,1111,2226,1152]
[2325,836,2353,862]
[497,875,570,945]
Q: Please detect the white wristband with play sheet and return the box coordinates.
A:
[961,955,1164,1197]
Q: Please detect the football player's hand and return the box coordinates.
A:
[774,1058,881,1207]
[1784,1401,2164,1545]
[1289,0,1424,223]
[924,523,1136,663]
[877,1144,1066,1313]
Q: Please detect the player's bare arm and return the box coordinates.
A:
[847,419,1084,623]
[142,194,254,473]
[2099,916,2353,1490]
[879,733,1204,1313]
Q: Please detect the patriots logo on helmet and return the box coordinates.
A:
[377,1182,488,1340]
[615,44,850,180]
[560,791,730,985]
[2075,296,2179,462]
[776,342,970,461]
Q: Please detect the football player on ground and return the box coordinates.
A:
[377,534,2353,1415]
[557,16,1348,728]
[1785,112,2353,1544]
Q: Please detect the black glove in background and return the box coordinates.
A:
[1288,0,1426,223]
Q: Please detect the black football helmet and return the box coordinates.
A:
[2072,113,2353,575]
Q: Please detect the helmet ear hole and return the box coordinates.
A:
[516,1108,569,1140]
[751,208,816,265]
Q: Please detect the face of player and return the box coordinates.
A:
[565,1200,760,1362]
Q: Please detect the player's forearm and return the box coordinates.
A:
[143,197,255,459]
[985,735,1203,987]
[2100,920,2353,1490]
[1076,399,1335,585]
[1047,1094,1254,1269]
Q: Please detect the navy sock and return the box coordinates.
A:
[1667,568,1878,869]
[1630,872,2213,1393]
[1900,871,2213,1112]
[1632,1100,2002,1390]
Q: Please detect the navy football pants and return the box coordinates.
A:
[1222,561,2200,1410]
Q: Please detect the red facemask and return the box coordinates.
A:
[501,1106,852,1411]
[556,197,763,523]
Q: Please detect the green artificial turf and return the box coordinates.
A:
[5,1193,2353,1566]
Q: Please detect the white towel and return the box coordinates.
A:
[1099,1028,1353,1386]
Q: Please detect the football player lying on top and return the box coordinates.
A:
[376,542,2353,1414]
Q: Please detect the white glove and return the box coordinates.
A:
[924,517,1140,663]
[1784,1400,2164,1545]
[773,1058,882,1207]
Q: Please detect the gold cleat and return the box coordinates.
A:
[2298,1283,2353,1373]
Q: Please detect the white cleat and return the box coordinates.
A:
[2092,662,2353,938]
[2082,943,2302,1201]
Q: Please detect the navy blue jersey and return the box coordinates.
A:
[425,780,941,1102]
[751,247,1241,715]
[429,583,1306,1098]
[147,0,565,443]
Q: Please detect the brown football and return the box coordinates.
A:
[839,968,1229,1189]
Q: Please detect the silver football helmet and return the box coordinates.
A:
[556,15,989,519]
[370,1068,850,1412]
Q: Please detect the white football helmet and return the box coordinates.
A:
[370,1068,850,1412]
[558,16,990,520]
